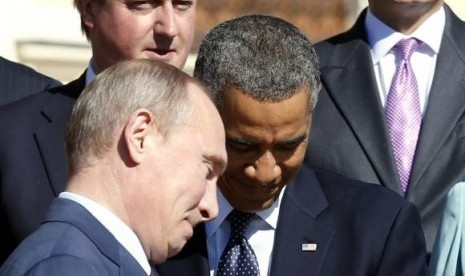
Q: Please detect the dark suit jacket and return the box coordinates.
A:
[158,164,428,276]
[305,5,465,253]
[0,74,85,264]
[0,198,147,276]
[0,56,61,105]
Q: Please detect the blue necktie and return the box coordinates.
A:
[217,209,260,276]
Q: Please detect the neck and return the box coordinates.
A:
[66,164,128,223]
[370,1,443,35]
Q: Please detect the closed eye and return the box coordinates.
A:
[173,0,194,11]
[226,137,257,152]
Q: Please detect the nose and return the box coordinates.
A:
[197,179,219,222]
[246,151,281,184]
[154,4,179,37]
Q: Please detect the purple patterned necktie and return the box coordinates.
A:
[217,209,260,276]
[385,38,422,194]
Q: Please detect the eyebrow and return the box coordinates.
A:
[226,133,308,146]
[280,134,308,146]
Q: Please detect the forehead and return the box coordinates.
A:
[220,87,311,141]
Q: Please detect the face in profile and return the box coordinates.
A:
[145,82,226,263]
[83,0,196,72]
[218,86,311,212]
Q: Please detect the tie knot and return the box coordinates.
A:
[395,38,420,60]
[228,209,254,237]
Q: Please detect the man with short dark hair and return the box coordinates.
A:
[158,14,428,276]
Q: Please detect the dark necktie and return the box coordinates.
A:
[217,209,260,276]
[150,265,159,276]
[385,38,422,194]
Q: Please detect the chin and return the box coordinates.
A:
[168,239,188,258]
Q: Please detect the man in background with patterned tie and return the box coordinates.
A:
[157,14,428,276]
[305,0,465,255]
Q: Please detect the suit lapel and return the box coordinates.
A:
[34,74,86,196]
[46,198,147,275]
[320,12,401,193]
[408,6,465,194]
[269,165,334,276]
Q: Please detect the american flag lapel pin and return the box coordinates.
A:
[302,243,317,252]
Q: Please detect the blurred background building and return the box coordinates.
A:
[1,0,463,82]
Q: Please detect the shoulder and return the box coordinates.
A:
[1,220,115,276]
[315,167,412,212]
[0,57,54,80]
[299,165,419,225]
[441,181,465,219]
[0,75,84,128]
[314,10,369,65]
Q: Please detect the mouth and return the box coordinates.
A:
[145,48,175,60]
[154,48,174,55]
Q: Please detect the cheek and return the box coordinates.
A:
[224,151,250,174]
[282,146,307,175]
[174,163,207,207]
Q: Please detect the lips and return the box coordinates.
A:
[153,49,174,55]
[145,48,175,60]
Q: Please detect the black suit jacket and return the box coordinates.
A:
[305,5,465,252]
[0,198,147,275]
[0,56,61,105]
[0,73,85,264]
[158,165,428,276]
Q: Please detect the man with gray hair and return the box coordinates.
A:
[0,59,227,276]
[158,14,428,276]
[0,0,198,264]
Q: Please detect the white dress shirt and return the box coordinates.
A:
[59,192,151,275]
[206,188,285,276]
[365,6,445,114]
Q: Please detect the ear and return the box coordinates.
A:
[80,0,97,31]
[123,109,159,164]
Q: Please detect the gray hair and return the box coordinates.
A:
[194,14,321,110]
[65,59,196,172]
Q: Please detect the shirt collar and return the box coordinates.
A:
[85,59,97,85]
[365,6,445,64]
[205,186,285,239]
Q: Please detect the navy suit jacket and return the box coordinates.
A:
[305,5,465,252]
[0,56,61,105]
[0,73,85,264]
[158,164,428,276]
[0,198,147,276]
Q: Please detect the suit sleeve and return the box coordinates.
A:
[429,182,465,276]
[376,201,429,276]
[25,256,101,276]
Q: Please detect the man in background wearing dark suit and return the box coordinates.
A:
[158,15,428,276]
[305,0,465,254]
[0,56,60,105]
[0,0,197,264]
[0,59,227,276]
